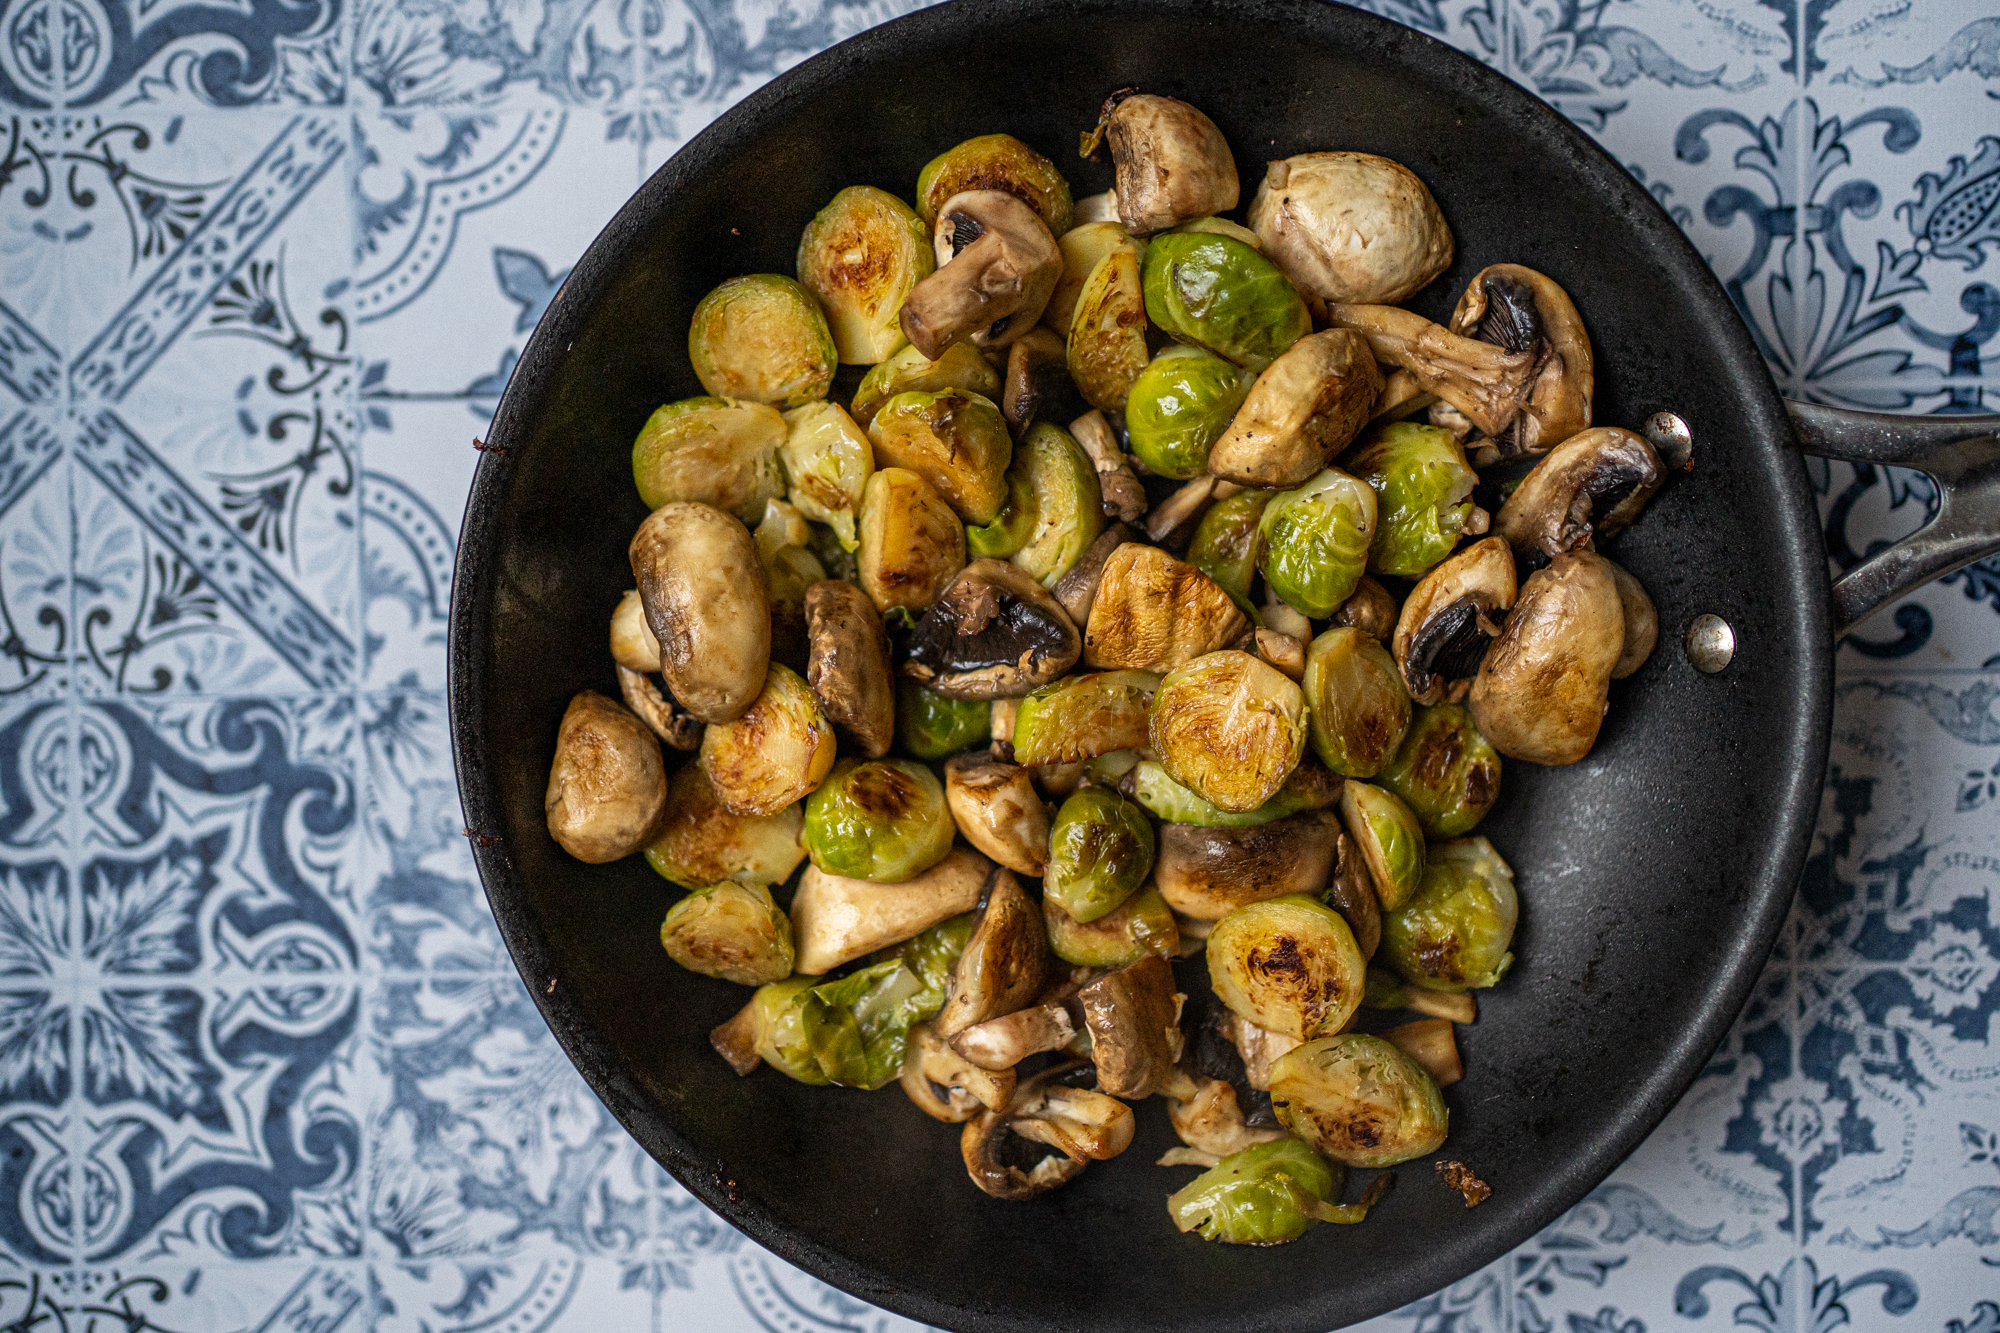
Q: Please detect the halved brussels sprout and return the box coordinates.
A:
[897,679,994,760]
[867,389,1014,525]
[1167,215,1261,248]
[1008,422,1104,587]
[1377,702,1502,838]
[797,186,935,364]
[661,881,795,985]
[917,133,1074,237]
[1140,231,1311,371]
[689,274,836,407]
[1207,894,1366,1039]
[966,465,1038,558]
[645,763,806,889]
[698,661,836,817]
[1067,248,1149,411]
[1381,835,1517,992]
[1184,487,1273,616]
[1302,627,1411,779]
[804,958,938,1089]
[1150,651,1307,813]
[754,499,829,670]
[1045,884,1178,968]
[851,342,1003,430]
[731,976,832,1084]
[1269,1033,1449,1167]
[779,402,873,550]
[1343,422,1483,577]
[801,757,955,882]
[857,467,966,614]
[1011,670,1159,767]
[1339,781,1426,912]
[1044,786,1157,924]
[1168,1138,1376,1245]
[1124,346,1252,480]
[632,396,789,521]
[1048,222,1144,334]
[1083,543,1250,674]
[1130,759,1340,828]
[1258,468,1378,618]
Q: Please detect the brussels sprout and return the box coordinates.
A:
[1206,894,1365,1039]
[916,133,1074,237]
[753,499,829,670]
[698,662,836,817]
[1184,487,1273,615]
[1339,781,1426,911]
[1343,422,1482,577]
[779,402,873,550]
[1381,836,1517,992]
[1140,231,1311,371]
[689,274,836,407]
[1130,759,1340,828]
[1046,884,1178,968]
[850,342,1003,430]
[1377,702,1502,838]
[1011,670,1159,767]
[661,881,795,985]
[797,186,935,364]
[1302,627,1411,779]
[1169,1139,1378,1245]
[896,679,992,760]
[738,976,834,1084]
[867,389,1013,525]
[1258,468,1378,618]
[1067,248,1149,411]
[869,909,976,1002]
[1044,786,1156,924]
[1150,651,1307,813]
[965,466,1038,558]
[1048,222,1144,334]
[632,396,789,521]
[1269,1033,1449,1167]
[1008,422,1104,587]
[645,763,807,889]
[1125,346,1252,480]
[857,467,965,614]
[798,957,945,1089]
[801,757,955,882]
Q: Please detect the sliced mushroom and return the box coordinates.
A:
[1393,537,1518,705]
[1247,152,1453,306]
[1261,592,1311,642]
[1073,190,1119,225]
[803,579,894,758]
[544,690,668,863]
[901,190,1061,358]
[936,868,1049,1037]
[710,1003,760,1076]
[1371,368,1437,424]
[1164,1071,1288,1157]
[1326,830,1382,959]
[1468,550,1624,765]
[1143,474,1243,547]
[944,754,1051,875]
[1448,263,1594,460]
[902,559,1082,698]
[960,1064,1135,1199]
[1331,574,1399,641]
[790,846,997,975]
[1003,327,1082,434]
[1254,628,1306,680]
[1078,954,1184,1099]
[616,664,701,750]
[1051,522,1139,625]
[1206,329,1382,488]
[1095,91,1240,235]
[1492,426,1663,568]
[1153,810,1341,921]
[952,1002,1078,1071]
[1382,1018,1463,1087]
[989,697,1019,760]
[1224,1011,1304,1092]
[901,1020,1018,1122]
[630,501,772,724]
[1083,543,1251,673]
[610,589,663,671]
[1325,303,1541,448]
[1606,558,1658,679]
[1070,410,1148,522]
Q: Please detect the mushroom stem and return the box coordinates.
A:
[1326,302,1539,441]
[616,664,702,749]
[1071,410,1148,521]
[1382,1018,1463,1087]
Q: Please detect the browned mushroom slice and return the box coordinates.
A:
[790,847,997,975]
[1606,558,1658,679]
[1094,92,1240,235]
[936,868,1049,1037]
[630,502,772,724]
[901,191,1061,358]
[1448,263,1594,459]
[709,1003,761,1076]
[802,579,894,758]
[1382,1018,1463,1087]
[1393,536,1518,705]
[901,1020,1017,1122]
[1224,1011,1304,1092]
[1468,550,1625,765]
[1330,574,1399,641]
[1325,302,1540,446]
[1078,954,1185,1099]
[1153,810,1341,922]
[1326,829,1382,959]
[952,1002,1078,1071]
[1207,329,1381,488]
[1253,628,1306,681]
[902,559,1082,699]
[1493,426,1663,567]
[610,589,662,671]
[1142,474,1245,546]
[944,754,1050,875]
[545,690,668,863]
[960,1064,1135,1199]
[1163,1071,1288,1157]
[1083,543,1250,673]
[615,664,702,750]
[1050,522,1139,626]
[1070,410,1148,522]
[1003,327,1079,434]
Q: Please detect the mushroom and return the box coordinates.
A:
[1606,558,1658,678]
[902,559,1083,698]
[901,190,1061,358]
[1083,543,1251,673]
[1247,152,1453,305]
[709,1003,761,1076]
[952,1002,1079,1071]
[1164,1071,1288,1158]
[1073,190,1120,225]
[1324,303,1539,446]
[989,697,1019,760]
[1050,522,1139,626]
[1003,327,1082,434]
[1254,628,1306,681]
[630,501,772,724]
[1070,410,1148,522]
[960,1063,1135,1199]
[1206,329,1382,488]
[1448,263,1594,461]
[789,846,997,975]
[1153,811,1342,921]
[1078,954,1185,1099]
[1393,536,1518,705]
[1261,590,1312,642]
[610,589,662,671]
[1382,1018,1463,1087]
[1223,1011,1304,1092]
[804,579,895,758]
[615,664,701,750]
[1325,829,1382,959]
[544,690,668,863]
[1493,426,1662,569]
[1371,368,1437,424]
[1468,550,1625,765]
[944,754,1051,875]
[936,867,1049,1037]
[1331,574,1399,641]
[901,1021,1018,1122]
[1143,474,1244,546]
[1092,91,1240,235]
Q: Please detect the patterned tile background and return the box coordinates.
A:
[0,0,1993,1328]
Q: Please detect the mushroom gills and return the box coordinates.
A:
[1406,597,1497,696]
[1471,271,1542,354]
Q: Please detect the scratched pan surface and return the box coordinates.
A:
[448,1,1830,1328]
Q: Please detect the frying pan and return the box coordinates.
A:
[446,1,2000,1328]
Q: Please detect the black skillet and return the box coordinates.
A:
[447,1,2000,1328]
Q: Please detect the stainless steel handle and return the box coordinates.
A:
[1787,401,2000,638]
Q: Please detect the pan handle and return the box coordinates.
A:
[1786,401,2000,639]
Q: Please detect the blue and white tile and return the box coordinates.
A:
[54,0,348,111]
[349,0,634,114]
[0,413,70,699]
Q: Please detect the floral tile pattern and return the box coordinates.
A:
[0,0,1994,1328]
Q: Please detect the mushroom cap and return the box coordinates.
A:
[630,501,773,724]
[1078,954,1184,1099]
[1468,550,1624,765]
[1393,536,1518,705]
[900,190,1061,359]
[1248,152,1453,305]
[544,690,668,863]
[936,867,1050,1037]
[944,754,1051,875]
[1105,92,1241,235]
[903,559,1083,699]
[1493,425,1662,566]
[1153,810,1342,920]
[804,578,896,758]
[1449,263,1595,456]
[1208,328,1382,488]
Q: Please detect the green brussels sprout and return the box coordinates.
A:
[793,910,976,1089]
[916,133,1074,236]
[867,388,1013,525]
[1067,248,1149,411]
[1168,1139,1375,1245]
[796,186,935,364]
[741,976,833,1084]
[1184,487,1273,616]
[1130,759,1341,828]
[1206,894,1365,1039]
[1125,346,1253,480]
[1008,422,1104,587]
[1380,835,1517,992]
[895,679,992,760]
[1150,651,1307,813]
[1302,627,1411,778]
[1269,1033,1450,1168]
[660,882,795,985]
[1377,702,1502,838]
[1045,884,1178,968]
[632,396,788,521]
[1140,231,1311,371]
[779,401,873,550]
[850,342,1002,430]
[1258,468,1378,618]
[1011,670,1159,767]
[1339,781,1426,911]
[965,466,1038,558]
[1049,222,1144,334]
[867,910,976,1004]
[688,274,836,407]
[1044,786,1156,924]
[1343,422,1482,577]
[645,763,807,889]
[801,757,955,882]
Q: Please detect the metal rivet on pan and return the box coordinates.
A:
[1644,411,1694,470]
[1685,614,1735,673]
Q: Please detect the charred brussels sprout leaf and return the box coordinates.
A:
[1141,232,1311,371]
[1067,248,1150,411]
[1269,1032,1449,1167]
[632,397,789,522]
[689,274,837,407]
[851,342,1002,430]
[1339,781,1426,912]
[1009,422,1104,587]
[1044,786,1157,923]
[917,133,1074,238]
[1344,422,1482,577]
[1185,488,1274,617]
[797,186,935,365]
[1302,627,1411,779]
[896,679,992,760]
[1380,836,1517,992]
[1125,346,1251,480]
[1011,670,1159,767]
[661,882,795,985]
[1168,1139,1364,1244]
[802,757,955,882]
[1150,651,1308,813]
[1259,468,1378,618]
[1046,884,1178,968]
[1206,894,1365,1039]
[1377,702,1502,838]
[779,402,873,550]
